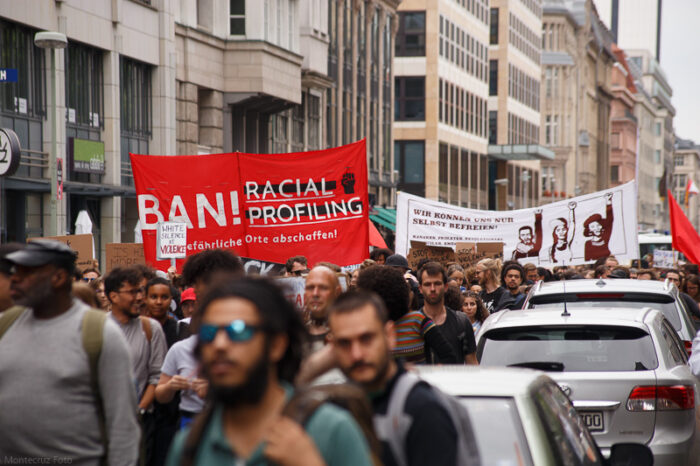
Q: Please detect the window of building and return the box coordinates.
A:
[270,110,289,153]
[439,143,448,202]
[120,57,151,186]
[611,132,620,149]
[66,43,103,130]
[654,150,661,164]
[490,8,499,44]
[229,0,245,35]
[308,92,321,150]
[674,155,685,166]
[0,20,45,119]
[489,60,498,96]
[655,122,662,136]
[489,111,497,144]
[291,97,305,152]
[611,165,619,183]
[395,77,425,121]
[395,140,425,197]
[396,12,425,56]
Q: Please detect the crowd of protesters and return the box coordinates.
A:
[0,239,697,466]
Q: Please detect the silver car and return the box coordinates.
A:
[523,278,699,353]
[477,306,700,465]
[414,366,652,466]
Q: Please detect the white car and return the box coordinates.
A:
[414,366,652,466]
[477,306,700,465]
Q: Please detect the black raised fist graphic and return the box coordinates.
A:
[341,171,356,194]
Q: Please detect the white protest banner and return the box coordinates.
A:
[396,181,638,267]
[156,222,188,260]
[652,249,677,269]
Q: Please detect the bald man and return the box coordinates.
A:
[303,266,342,350]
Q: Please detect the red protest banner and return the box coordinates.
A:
[130,140,369,271]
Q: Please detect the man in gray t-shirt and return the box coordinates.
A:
[0,240,139,465]
[105,267,167,413]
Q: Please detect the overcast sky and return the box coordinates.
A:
[659,0,700,142]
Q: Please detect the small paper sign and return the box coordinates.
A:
[156,222,188,260]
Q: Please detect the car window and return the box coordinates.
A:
[458,397,533,466]
[527,294,682,330]
[659,318,687,366]
[479,325,659,371]
[532,382,603,466]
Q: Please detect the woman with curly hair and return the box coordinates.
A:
[461,290,488,335]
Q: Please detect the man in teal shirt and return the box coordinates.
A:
[166,278,372,466]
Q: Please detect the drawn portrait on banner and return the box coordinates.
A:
[547,201,577,264]
[583,193,614,261]
[512,209,543,261]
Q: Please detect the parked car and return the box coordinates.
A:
[523,278,699,354]
[477,306,700,465]
[414,366,652,466]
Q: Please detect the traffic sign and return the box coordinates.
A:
[0,128,21,177]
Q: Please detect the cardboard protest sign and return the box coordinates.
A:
[29,234,94,271]
[407,241,456,270]
[130,140,369,271]
[396,181,638,266]
[105,243,146,273]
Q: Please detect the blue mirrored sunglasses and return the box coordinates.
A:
[199,320,261,343]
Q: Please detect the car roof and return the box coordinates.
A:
[413,365,552,397]
[483,306,661,329]
[529,278,675,296]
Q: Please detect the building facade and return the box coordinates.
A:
[626,48,674,232]
[608,45,637,190]
[488,0,548,211]
[672,138,700,230]
[393,0,491,209]
[0,0,176,262]
[540,0,615,203]
[0,0,403,262]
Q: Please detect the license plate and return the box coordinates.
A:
[579,411,604,432]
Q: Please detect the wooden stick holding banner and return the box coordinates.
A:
[156,222,188,266]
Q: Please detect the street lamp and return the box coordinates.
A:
[34,31,67,236]
[494,178,509,211]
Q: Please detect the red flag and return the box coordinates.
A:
[668,190,700,265]
[130,140,369,271]
[369,220,387,248]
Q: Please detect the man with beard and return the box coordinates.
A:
[499,262,526,310]
[165,278,372,466]
[0,240,139,464]
[476,258,506,314]
[303,266,341,351]
[106,266,168,465]
[418,262,477,364]
[328,291,458,466]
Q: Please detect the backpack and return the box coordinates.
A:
[373,372,481,466]
[0,305,109,465]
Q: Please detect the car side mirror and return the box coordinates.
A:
[607,443,653,466]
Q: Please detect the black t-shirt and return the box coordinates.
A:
[424,307,477,363]
[480,287,506,314]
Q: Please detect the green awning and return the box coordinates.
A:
[369,207,396,231]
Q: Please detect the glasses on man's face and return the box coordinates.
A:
[199,320,261,343]
[292,269,310,276]
[117,287,145,297]
[82,277,96,282]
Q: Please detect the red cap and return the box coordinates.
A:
[181,287,196,303]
